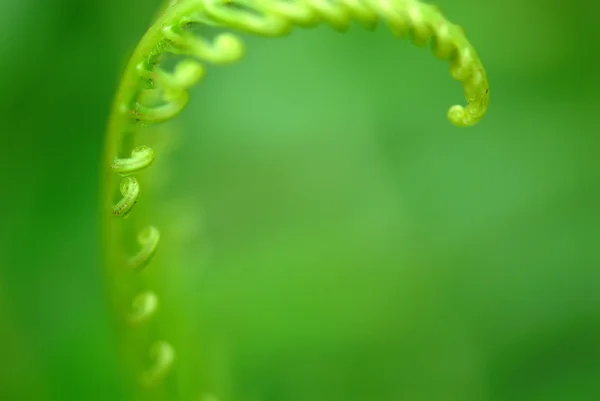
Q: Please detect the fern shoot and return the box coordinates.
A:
[102,0,489,400]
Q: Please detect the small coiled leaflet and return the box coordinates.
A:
[141,340,176,387]
[106,0,490,393]
[128,225,161,271]
[112,177,140,218]
[128,290,159,325]
[112,145,155,176]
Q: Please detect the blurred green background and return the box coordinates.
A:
[1,0,599,400]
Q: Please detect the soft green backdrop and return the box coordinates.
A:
[1,0,599,400]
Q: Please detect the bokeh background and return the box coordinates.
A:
[1,0,599,400]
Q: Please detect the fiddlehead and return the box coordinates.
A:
[129,226,160,270]
[102,0,490,398]
[112,145,155,176]
[162,28,244,65]
[128,291,159,325]
[112,177,140,218]
[142,340,176,387]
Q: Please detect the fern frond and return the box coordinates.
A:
[102,0,490,399]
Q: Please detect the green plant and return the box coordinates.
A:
[102,0,489,400]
